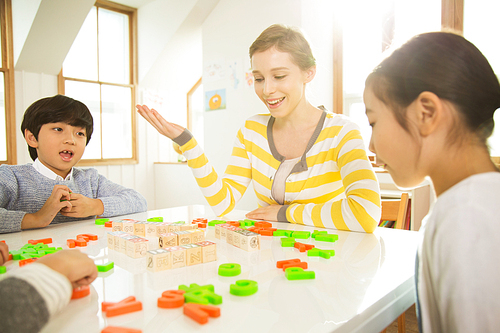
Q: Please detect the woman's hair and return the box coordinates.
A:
[21,94,94,161]
[366,32,500,144]
[249,24,316,71]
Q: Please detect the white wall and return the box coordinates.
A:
[11,0,337,213]
[200,0,335,210]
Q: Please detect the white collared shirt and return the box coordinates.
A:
[32,158,73,181]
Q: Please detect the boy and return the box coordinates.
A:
[0,95,147,233]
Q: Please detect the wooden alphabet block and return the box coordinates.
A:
[145,222,158,237]
[156,223,168,236]
[113,232,130,251]
[146,249,171,272]
[168,246,187,269]
[189,229,205,243]
[177,231,192,246]
[197,241,217,263]
[217,224,229,240]
[126,238,148,258]
[107,231,126,249]
[122,220,135,234]
[112,220,123,232]
[120,235,137,254]
[133,222,146,237]
[181,244,202,266]
[232,231,242,249]
[226,228,234,245]
[239,231,260,252]
[168,224,182,232]
[180,223,198,231]
[159,233,177,248]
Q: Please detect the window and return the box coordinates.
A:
[335,0,441,156]
[0,0,15,165]
[59,0,137,164]
[463,0,500,161]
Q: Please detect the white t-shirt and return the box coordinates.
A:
[271,157,301,205]
[417,172,500,332]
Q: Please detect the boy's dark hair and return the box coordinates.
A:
[21,94,94,161]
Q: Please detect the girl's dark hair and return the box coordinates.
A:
[366,32,500,144]
[21,94,94,161]
[249,24,316,71]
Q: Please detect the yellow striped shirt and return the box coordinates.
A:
[175,111,381,233]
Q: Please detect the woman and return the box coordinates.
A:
[137,24,381,232]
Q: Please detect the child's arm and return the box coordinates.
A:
[20,185,73,230]
[36,250,98,289]
[0,242,8,265]
[0,250,97,333]
[93,175,147,217]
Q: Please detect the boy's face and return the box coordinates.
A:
[25,122,87,178]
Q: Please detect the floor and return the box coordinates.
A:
[384,304,419,333]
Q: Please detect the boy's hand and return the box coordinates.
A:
[60,193,104,218]
[21,185,73,230]
[0,242,9,266]
[37,250,98,289]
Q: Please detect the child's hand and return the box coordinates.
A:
[246,205,282,222]
[59,193,104,218]
[21,185,73,230]
[0,242,9,266]
[37,250,98,289]
[136,104,185,140]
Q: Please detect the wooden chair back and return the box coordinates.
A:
[379,192,411,333]
[381,192,410,230]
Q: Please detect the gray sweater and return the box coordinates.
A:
[0,277,50,333]
[0,164,147,233]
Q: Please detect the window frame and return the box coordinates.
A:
[0,0,16,165]
[333,0,465,165]
[58,0,138,166]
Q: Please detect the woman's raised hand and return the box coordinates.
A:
[136,104,185,140]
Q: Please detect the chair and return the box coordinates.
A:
[379,192,411,333]
[381,192,410,230]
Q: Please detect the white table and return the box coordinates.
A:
[1,205,419,333]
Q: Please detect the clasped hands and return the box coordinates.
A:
[21,185,104,230]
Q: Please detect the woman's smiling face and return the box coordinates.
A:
[251,47,313,119]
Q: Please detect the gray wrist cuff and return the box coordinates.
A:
[173,129,193,147]
[278,205,290,222]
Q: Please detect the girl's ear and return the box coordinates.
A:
[413,91,443,137]
[304,66,316,83]
[24,129,39,148]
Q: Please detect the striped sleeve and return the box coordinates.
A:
[174,129,252,216]
[8,262,73,317]
[285,122,381,233]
